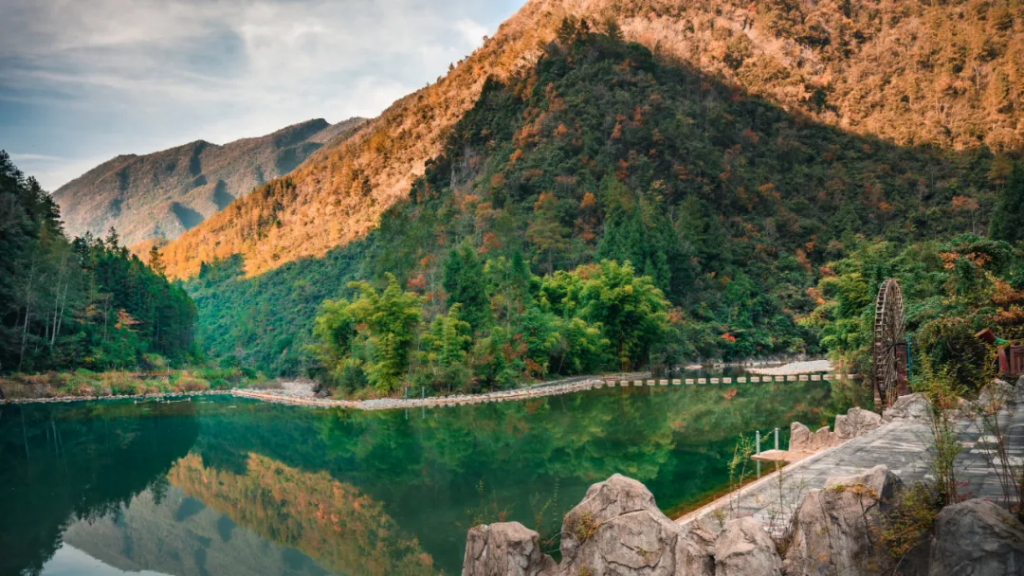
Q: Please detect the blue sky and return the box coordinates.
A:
[0,0,526,191]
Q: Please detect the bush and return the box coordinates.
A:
[176,375,211,392]
[917,317,994,394]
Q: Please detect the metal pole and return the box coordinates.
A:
[774,428,779,451]
[755,430,761,455]
[907,335,912,381]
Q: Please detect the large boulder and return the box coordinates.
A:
[789,422,812,452]
[882,394,931,423]
[558,474,713,576]
[928,499,1024,576]
[978,380,1014,412]
[834,407,882,440]
[462,522,556,576]
[783,465,903,576]
[713,517,782,576]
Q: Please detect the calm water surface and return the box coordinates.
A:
[1,379,835,576]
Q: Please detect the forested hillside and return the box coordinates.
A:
[184,28,1024,386]
[0,152,196,373]
[160,0,1023,280]
[52,117,364,246]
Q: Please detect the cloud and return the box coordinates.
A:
[0,0,526,191]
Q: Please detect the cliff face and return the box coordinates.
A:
[52,117,365,246]
[158,0,1024,279]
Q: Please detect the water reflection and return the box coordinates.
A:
[58,486,330,576]
[1,380,836,576]
[0,401,199,576]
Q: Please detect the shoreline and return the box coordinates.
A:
[1,375,625,410]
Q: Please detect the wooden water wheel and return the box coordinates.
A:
[873,279,906,407]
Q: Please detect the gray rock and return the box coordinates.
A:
[834,407,882,440]
[1012,376,1024,406]
[978,380,1014,410]
[928,499,1024,576]
[462,522,556,576]
[810,425,841,450]
[882,393,932,423]
[558,474,713,576]
[783,465,903,576]
[714,517,782,576]
[789,422,812,452]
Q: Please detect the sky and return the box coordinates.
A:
[0,0,527,191]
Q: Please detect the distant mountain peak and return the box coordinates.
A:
[53,117,366,246]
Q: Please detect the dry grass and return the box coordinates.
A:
[0,367,270,400]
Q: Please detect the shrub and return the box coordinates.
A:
[176,375,211,392]
[917,317,994,394]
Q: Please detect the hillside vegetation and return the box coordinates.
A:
[185,28,1024,385]
[0,152,197,374]
[161,0,1023,279]
[53,117,364,246]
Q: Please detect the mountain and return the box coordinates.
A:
[183,22,1021,375]
[159,0,1022,279]
[51,117,365,246]
[61,487,333,576]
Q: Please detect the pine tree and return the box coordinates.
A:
[989,163,1024,245]
[149,246,166,277]
[442,242,490,332]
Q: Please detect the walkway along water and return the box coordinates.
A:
[676,397,1024,535]
[230,372,862,411]
[3,371,863,409]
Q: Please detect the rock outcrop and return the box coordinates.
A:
[783,465,903,576]
[789,422,812,452]
[928,499,1024,576]
[834,407,882,440]
[810,425,842,450]
[790,406,881,453]
[713,517,782,576]
[462,522,556,576]
[882,393,931,423]
[558,474,713,576]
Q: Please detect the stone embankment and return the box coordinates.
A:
[462,378,1024,576]
[464,469,1024,576]
[232,376,609,411]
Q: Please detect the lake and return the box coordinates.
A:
[1,379,836,576]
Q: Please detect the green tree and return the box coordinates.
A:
[989,163,1024,244]
[346,273,422,394]
[526,191,570,274]
[442,242,490,332]
[422,303,473,369]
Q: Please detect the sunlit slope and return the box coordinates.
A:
[161,0,1024,279]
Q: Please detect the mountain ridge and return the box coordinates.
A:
[159,0,1023,280]
[52,116,366,246]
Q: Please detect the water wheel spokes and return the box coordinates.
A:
[873,279,906,407]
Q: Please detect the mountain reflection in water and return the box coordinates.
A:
[1,380,836,575]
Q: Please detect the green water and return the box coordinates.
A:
[1,380,834,576]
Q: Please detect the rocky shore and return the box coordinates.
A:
[463,470,1024,576]
[2,375,635,411]
[462,380,1024,576]
[233,375,611,411]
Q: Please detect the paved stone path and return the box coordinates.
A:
[678,407,1024,536]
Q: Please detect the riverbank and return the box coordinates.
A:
[0,368,276,403]
[2,374,649,409]
[233,375,609,411]
[4,370,864,410]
